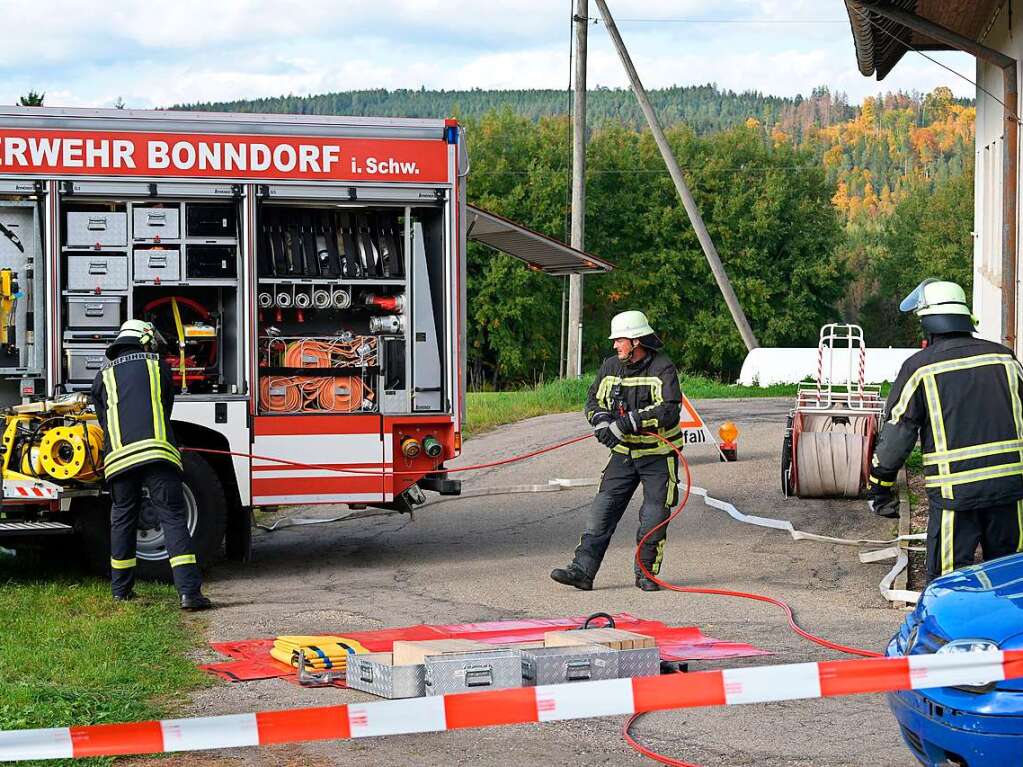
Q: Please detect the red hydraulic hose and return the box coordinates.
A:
[183,433,591,477]
[624,431,880,766]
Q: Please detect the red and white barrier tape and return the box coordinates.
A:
[4,651,1021,762]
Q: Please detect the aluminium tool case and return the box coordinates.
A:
[520,644,618,686]
[345,653,426,699]
[616,646,661,678]
[423,648,522,696]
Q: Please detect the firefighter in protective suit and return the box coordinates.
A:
[551,311,683,591]
[868,279,1023,582]
[91,319,212,609]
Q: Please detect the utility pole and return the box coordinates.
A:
[594,0,759,352]
[566,0,587,378]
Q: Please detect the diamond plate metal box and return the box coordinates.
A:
[345,653,425,699]
[616,646,661,678]
[423,649,522,696]
[520,644,619,686]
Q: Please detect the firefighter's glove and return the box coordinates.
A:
[615,412,640,435]
[866,478,900,519]
[590,411,614,427]
[594,421,622,449]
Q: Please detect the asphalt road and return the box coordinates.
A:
[188,398,915,767]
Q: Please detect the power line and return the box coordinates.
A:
[605,18,848,24]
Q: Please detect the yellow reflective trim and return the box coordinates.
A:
[889,353,1016,424]
[110,557,136,570]
[106,439,181,468]
[1005,359,1023,471]
[594,375,664,410]
[641,418,658,428]
[102,368,122,451]
[170,554,197,568]
[1018,499,1023,554]
[925,462,1023,487]
[941,509,954,575]
[921,373,953,499]
[105,444,183,476]
[147,359,164,441]
[621,426,683,444]
[869,475,895,487]
[650,539,665,575]
[666,455,677,507]
[627,442,681,458]
[923,439,1023,465]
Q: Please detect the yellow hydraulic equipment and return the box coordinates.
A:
[1,394,104,486]
[0,268,17,347]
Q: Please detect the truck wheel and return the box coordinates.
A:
[76,453,227,583]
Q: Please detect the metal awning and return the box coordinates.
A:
[466,204,613,275]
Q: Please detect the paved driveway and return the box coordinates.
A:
[190,398,912,767]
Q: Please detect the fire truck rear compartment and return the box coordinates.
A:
[60,197,243,397]
[255,202,446,418]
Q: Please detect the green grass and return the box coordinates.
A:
[0,551,211,766]
[464,373,800,438]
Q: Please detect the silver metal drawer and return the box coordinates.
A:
[133,248,180,282]
[66,296,121,329]
[133,206,180,240]
[65,345,108,382]
[66,254,129,292]
[66,212,127,247]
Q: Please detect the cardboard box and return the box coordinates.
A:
[391,639,493,667]
[543,628,655,651]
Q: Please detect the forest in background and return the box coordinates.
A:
[181,85,975,385]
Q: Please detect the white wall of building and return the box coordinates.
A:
[974,3,1020,349]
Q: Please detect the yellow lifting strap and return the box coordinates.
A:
[170,297,187,393]
[0,269,14,345]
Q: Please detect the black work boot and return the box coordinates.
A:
[112,590,136,602]
[180,593,213,611]
[550,564,593,591]
[635,575,661,592]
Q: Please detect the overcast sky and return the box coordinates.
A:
[0,0,975,109]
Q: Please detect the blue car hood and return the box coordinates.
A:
[918,553,1023,647]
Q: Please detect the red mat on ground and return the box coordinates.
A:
[199,613,770,684]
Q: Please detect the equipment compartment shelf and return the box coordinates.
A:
[258,278,406,286]
[259,366,380,376]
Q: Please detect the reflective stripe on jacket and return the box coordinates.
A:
[872,333,1023,511]
[91,345,181,480]
[585,351,684,458]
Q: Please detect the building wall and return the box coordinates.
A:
[974,3,1020,350]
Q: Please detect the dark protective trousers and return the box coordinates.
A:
[572,451,679,579]
[109,462,202,597]
[926,501,1023,582]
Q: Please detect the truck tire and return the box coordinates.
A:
[76,453,227,583]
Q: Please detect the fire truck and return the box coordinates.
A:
[0,106,610,580]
